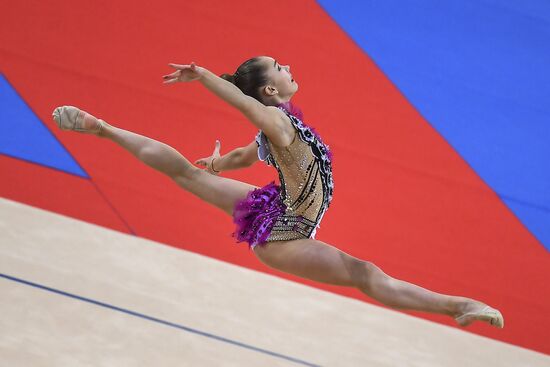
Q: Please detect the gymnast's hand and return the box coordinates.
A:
[195,140,222,175]
[163,62,204,84]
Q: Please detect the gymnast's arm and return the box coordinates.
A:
[195,140,259,174]
[217,141,259,170]
[163,63,292,147]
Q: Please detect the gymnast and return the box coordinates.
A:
[52,56,503,328]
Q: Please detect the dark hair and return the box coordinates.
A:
[221,57,269,103]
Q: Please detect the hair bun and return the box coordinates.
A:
[220,73,236,85]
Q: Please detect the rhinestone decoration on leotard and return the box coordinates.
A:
[233,104,334,248]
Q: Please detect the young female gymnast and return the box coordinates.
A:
[52,56,503,328]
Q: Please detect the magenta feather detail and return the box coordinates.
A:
[232,182,286,248]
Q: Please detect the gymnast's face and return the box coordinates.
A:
[260,56,298,103]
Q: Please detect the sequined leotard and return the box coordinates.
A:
[232,106,334,248]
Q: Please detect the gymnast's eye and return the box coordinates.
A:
[278,65,281,71]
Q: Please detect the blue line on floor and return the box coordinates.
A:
[1,272,321,367]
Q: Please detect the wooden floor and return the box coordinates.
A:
[1,198,548,367]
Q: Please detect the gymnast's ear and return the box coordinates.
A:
[263,85,278,96]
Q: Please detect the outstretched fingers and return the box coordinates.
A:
[213,139,221,155]
[168,62,197,70]
[162,70,180,79]
[162,70,181,84]
[163,62,202,84]
[168,63,187,69]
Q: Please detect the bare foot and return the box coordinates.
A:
[454,301,504,328]
[52,106,105,135]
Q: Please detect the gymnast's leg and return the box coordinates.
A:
[52,106,256,215]
[253,239,503,328]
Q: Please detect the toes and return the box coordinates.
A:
[52,106,80,130]
[493,311,504,328]
[52,107,61,125]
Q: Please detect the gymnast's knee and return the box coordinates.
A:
[346,258,388,293]
[172,165,202,185]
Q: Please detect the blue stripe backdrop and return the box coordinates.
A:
[0,74,88,178]
[318,0,550,250]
